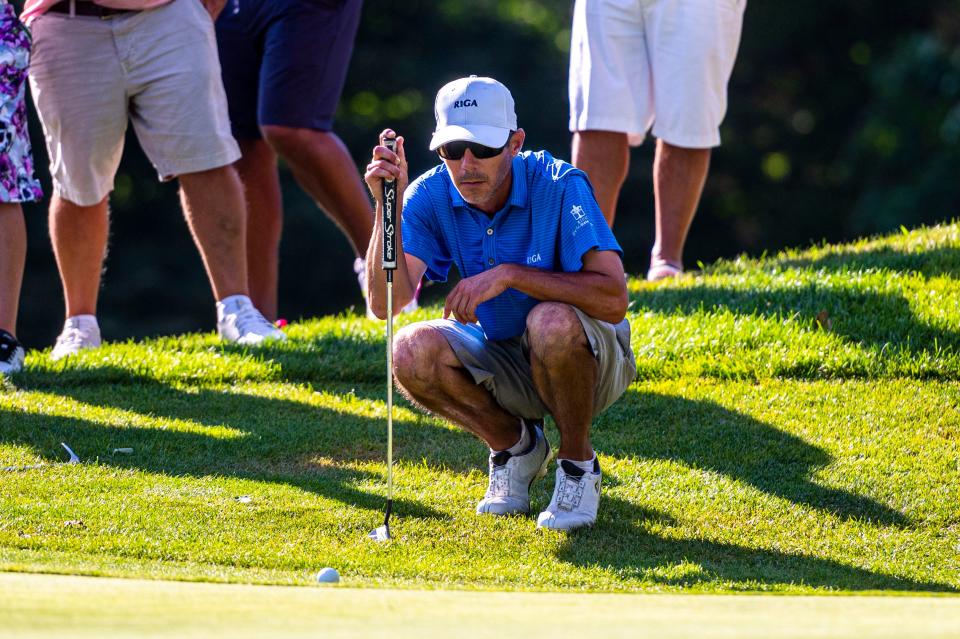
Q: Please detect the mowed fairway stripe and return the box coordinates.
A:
[1,572,958,639]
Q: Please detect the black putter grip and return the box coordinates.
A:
[381,137,398,271]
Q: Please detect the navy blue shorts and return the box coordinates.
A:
[215,0,363,139]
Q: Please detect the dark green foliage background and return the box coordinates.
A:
[17,0,960,346]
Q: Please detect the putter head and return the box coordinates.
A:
[368,524,391,543]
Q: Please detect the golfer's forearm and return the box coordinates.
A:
[505,265,628,324]
[366,204,417,318]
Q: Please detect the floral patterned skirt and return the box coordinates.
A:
[0,2,42,203]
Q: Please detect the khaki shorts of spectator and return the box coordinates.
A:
[426,306,637,421]
[569,0,746,148]
[28,0,241,206]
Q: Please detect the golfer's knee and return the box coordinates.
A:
[526,303,588,363]
[393,324,448,390]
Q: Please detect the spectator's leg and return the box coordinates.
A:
[216,2,278,316]
[525,302,597,461]
[254,0,369,258]
[572,130,630,227]
[261,125,372,257]
[177,166,249,302]
[49,196,109,319]
[235,139,283,320]
[27,13,126,322]
[392,323,522,452]
[0,204,26,334]
[652,140,710,270]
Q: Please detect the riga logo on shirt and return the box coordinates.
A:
[570,204,592,235]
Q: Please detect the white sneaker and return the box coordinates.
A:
[354,257,378,320]
[354,256,419,320]
[537,458,602,531]
[646,259,683,282]
[216,295,286,345]
[51,315,102,361]
[0,330,25,375]
[477,420,552,516]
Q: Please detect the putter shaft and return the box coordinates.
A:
[381,136,397,534]
[386,276,394,523]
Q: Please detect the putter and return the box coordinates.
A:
[369,136,398,543]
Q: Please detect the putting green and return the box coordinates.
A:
[2,572,959,638]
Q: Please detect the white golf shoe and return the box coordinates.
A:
[476,420,552,516]
[537,458,602,531]
[0,329,25,375]
[216,295,286,345]
[51,315,102,361]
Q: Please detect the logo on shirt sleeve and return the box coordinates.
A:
[570,204,592,236]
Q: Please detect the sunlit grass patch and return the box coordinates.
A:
[1,222,958,593]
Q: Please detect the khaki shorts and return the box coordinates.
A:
[28,0,240,206]
[427,306,636,421]
[569,0,746,148]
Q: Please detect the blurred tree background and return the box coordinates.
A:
[17,0,960,346]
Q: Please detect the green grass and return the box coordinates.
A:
[4,573,960,639]
[1,222,959,594]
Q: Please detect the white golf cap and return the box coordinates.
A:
[429,76,517,151]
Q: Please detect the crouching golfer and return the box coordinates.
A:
[364,76,636,531]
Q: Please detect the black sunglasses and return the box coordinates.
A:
[437,133,514,160]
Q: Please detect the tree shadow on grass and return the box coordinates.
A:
[0,370,465,521]
[776,244,960,280]
[547,388,957,591]
[632,281,960,361]
[243,335,384,385]
[13,369,907,527]
[212,339,496,474]
[555,497,955,592]
[595,389,909,526]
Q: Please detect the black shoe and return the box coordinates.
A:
[0,329,25,375]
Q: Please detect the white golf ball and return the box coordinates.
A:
[316,567,340,584]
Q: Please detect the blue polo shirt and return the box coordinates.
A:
[401,150,622,341]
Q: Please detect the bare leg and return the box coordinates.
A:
[526,303,597,461]
[177,166,249,301]
[0,203,26,334]
[652,140,711,268]
[572,130,630,227]
[235,139,283,320]
[393,324,522,451]
[261,125,372,256]
[49,196,109,318]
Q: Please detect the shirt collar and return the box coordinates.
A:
[447,155,528,214]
